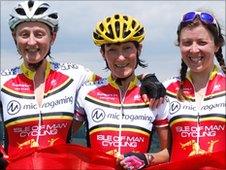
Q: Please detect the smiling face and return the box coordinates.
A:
[13,22,56,68]
[179,23,219,75]
[102,42,140,80]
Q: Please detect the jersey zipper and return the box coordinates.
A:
[194,82,208,153]
[118,88,127,156]
[33,79,45,147]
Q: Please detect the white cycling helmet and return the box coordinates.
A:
[9,0,59,32]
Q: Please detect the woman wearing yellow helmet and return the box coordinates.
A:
[74,14,169,170]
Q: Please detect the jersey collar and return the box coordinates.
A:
[20,61,51,80]
[108,75,138,90]
[187,65,219,82]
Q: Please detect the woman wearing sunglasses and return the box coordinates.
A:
[164,10,226,168]
[0,0,166,169]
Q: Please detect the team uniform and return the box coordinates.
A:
[164,65,226,162]
[0,61,94,156]
[75,75,168,156]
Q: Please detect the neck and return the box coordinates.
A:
[112,73,135,92]
[190,66,213,92]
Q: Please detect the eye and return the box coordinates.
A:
[34,31,45,38]
[106,47,117,52]
[124,46,132,50]
[181,40,192,47]
[197,40,207,46]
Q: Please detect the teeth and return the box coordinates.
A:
[116,64,128,68]
[26,48,39,52]
[190,57,202,62]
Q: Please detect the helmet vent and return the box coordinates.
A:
[123,16,128,21]
[123,30,131,38]
[134,27,144,37]
[93,32,103,40]
[15,8,26,15]
[34,7,48,15]
[99,23,104,32]
[115,21,120,37]
[106,17,111,23]
[28,0,34,8]
[49,13,58,19]
[114,14,119,19]
[131,20,136,29]
[106,25,114,39]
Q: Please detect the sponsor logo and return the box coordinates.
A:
[176,125,225,138]
[201,102,226,111]
[7,100,21,115]
[107,112,153,122]
[41,96,73,109]
[13,123,68,137]
[169,101,181,114]
[59,63,79,70]
[97,135,145,148]
[92,108,105,122]
[22,96,73,110]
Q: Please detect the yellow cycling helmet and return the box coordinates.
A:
[93,14,145,46]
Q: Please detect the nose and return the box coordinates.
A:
[117,53,126,61]
[190,43,200,53]
[27,34,37,46]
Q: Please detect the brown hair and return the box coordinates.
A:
[176,12,225,101]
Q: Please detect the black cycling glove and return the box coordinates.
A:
[140,74,166,99]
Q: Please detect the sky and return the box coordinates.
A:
[1,0,225,81]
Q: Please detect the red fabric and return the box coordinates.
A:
[6,145,225,170]
[146,151,226,170]
[7,144,117,170]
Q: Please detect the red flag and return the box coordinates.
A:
[6,145,225,170]
[145,151,226,170]
[7,144,117,170]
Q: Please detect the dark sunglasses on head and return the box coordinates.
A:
[181,11,219,33]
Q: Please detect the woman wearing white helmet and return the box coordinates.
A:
[9,0,59,70]
[1,0,96,168]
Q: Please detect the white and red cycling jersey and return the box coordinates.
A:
[75,75,168,156]
[0,61,94,156]
[164,65,226,162]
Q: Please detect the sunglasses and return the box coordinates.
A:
[181,11,219,33]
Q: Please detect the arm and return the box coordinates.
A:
[72,119,84,136]
[119,127,169,169]
[0,105,8,170]
[146,126,169,166]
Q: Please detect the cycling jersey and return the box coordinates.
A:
[164,65,226,162]
[75,75,168,156]
[0,61,94,156]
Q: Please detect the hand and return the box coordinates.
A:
[120,152,148,170]
[140,74,166,109]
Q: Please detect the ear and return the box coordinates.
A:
[137,44,142,56]
[12,32,17,45]
[100,48,106,60]
[50,32,57,45]
[214,45,220,53]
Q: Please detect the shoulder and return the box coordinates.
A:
[50,62,89,72]
[1,66,20,77]
[82,77,107,88]
[50,62,93,80]
[163,76,180,88]
[77,77,108,98]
